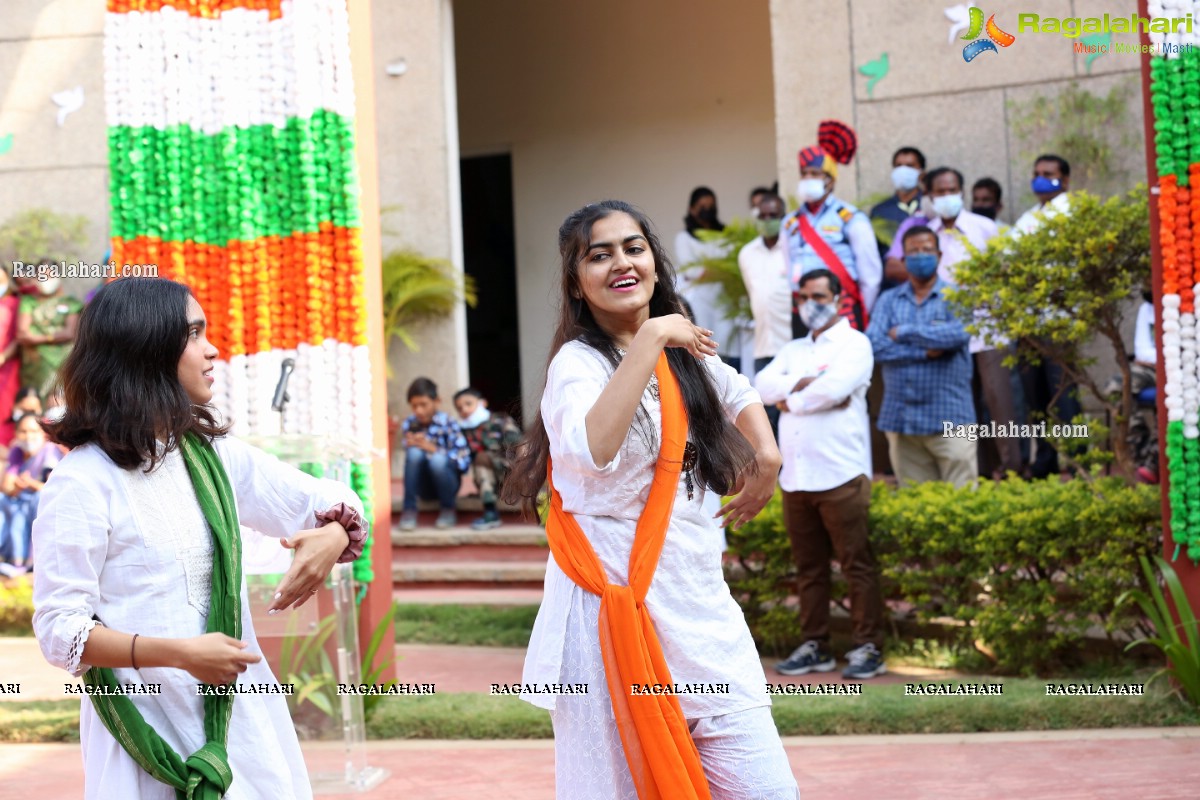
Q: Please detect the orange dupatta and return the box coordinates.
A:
[545,352,712,800]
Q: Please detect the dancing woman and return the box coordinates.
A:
[504,201,799,799]
[32,278,367,799]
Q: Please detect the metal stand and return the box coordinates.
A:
[244,434,387,793]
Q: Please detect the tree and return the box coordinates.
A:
[947,187,1151,481]
[381,249,476,356]
[690,219,760,321]
[0,208,89,266]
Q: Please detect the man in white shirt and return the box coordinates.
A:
[1012,154,1082,478]
[739,193,792,436]
[755,268,887,681]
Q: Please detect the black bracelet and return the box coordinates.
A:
[131,633,140,670]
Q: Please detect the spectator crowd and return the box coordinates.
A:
[0,257,81,574]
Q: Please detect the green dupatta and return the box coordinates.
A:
[82,433,243,799]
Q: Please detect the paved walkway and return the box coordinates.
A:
[0,638,951,699]
[4,729,1199,798]
[7,637,1200,798]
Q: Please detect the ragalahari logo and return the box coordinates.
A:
[948,6,1016,61]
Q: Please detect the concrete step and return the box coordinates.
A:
[392,525,546,548]
[392,524,548,563]
[392,560,547,589]
[391,586,544,606]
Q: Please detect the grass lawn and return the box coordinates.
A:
[0,700,82,743]
[6,677,1198,743]
[393,604,539,648]
[363,678,1200,740]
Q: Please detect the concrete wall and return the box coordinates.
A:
[373,0,469,419]
[770,0,1149,409]
[0,0,109,293]
[454,0,778,414]
[846,0,1145,223]
[771,0,1146,219]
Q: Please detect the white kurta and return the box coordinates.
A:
[521,340,770,720]
[32,435,363,800]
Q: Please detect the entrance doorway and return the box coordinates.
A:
[459,153,523,423]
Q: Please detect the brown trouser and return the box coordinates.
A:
[974,347,1023,475]
[781,474,884,649]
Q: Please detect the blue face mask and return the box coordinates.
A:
[1031,176,1062,195]
[905,252,939,280]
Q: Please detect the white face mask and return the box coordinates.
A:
[798,299,839,331]
[798,178,827,203]
[931,193,964,219]
[461,406,490,429]
[39,277,61,296]
[891,165,921,192]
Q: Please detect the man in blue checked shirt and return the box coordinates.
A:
[399,377,472,530]
[867,226,976,488]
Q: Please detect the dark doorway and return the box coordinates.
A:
[460,154,523,424]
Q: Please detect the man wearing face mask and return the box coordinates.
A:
[890,168,1019,477]
[971,177,1008,231]
[16,263,83,400]
[783,120,882,339]
[1011,155,1083,479]
[748,186,772,220]
[738,193,792,437]
[755,268,887,680]
[867,226,976,488]
[871,147,927,291]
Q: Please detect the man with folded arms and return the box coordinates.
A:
[756,268,887,680]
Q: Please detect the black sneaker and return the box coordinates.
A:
[775,640,837,676]
[841,643,887,680]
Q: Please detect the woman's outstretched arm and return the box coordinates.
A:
[716,403,781,530]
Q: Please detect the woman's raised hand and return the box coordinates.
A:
[269,522,350,613]
[649,314,718,360]
[179,632,262,686]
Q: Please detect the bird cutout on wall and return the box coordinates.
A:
[51,86,84,127]
[945,4,974,43]
[0,133,12,155]
[858,53,889,98]
[1080,31,1112,72]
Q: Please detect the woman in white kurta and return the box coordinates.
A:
[505,201,799,799]
[32,278,366,800]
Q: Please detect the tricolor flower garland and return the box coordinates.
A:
[1149,0,1200,561]
[104,0,376,580]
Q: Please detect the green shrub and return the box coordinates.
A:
[0,577,34,635]
[726,478,1161,674]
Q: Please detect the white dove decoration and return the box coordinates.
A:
[945,4,972,44]
[51,86,84,127]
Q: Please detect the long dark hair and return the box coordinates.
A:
[46,278,229,470]
[502,200,756,517]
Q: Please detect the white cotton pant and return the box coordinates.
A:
[549,610,799,799]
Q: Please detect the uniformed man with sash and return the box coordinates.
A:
[783,120,882,336]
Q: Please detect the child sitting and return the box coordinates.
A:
[399,377,471,530]
[453,388,523,530]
